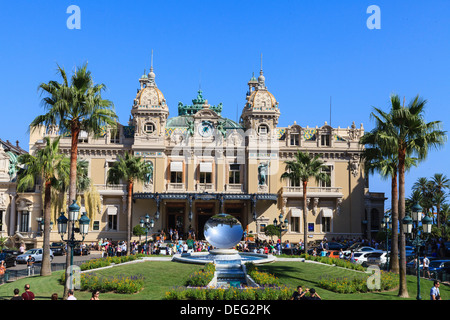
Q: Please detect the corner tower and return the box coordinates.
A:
[240,63,280,137]
[131,53,169,146]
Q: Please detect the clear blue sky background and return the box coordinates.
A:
[0,1,449,209]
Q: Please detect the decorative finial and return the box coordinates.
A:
[150,49,154,72]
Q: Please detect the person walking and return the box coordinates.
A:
[423,255,431,278]
[0,260,6,276]
[21,284,35,300]
[26,255,35,276]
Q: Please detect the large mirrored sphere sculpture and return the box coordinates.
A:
[204,213,243,249]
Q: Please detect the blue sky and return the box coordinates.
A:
[0,1,449,208]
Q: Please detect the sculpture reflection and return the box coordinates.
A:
[204,213,243,249]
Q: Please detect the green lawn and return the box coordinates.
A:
[0,260,448,300]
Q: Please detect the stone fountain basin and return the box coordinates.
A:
[171,249,277,265]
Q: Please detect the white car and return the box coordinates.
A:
[343,246,378,258]
[16,248,54,264]
[366,251,388,266]
[352,251,384,265]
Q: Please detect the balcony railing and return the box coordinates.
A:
[166,183,185,192]
[196,183,215,192]
[281,186,343,197]
[225,184,244,193]
[94,184,127,193]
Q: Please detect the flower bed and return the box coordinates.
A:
[318,271,398,294]
[59,272,145,294]
[165,285,292,300]
[80,254,147,271]
[185,263,215,287]
[300,253,366,271]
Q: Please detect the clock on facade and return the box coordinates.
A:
[198,121,214,137]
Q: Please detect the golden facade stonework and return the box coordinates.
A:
[2,66,385,249]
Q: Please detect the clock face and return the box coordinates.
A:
[198,121,213,137]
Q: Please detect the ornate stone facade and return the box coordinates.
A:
[12,63,386,248]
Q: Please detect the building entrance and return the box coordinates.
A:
[195,202,215,240]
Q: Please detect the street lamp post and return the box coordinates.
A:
[140,213,155,255]
[57,200,90,291]
[380,212,392,271]
[273,214,289,250]
[402,202,433,300]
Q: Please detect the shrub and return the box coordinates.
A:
[186,263,215,287]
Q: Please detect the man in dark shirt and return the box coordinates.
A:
[291,285,306,300]
[10,288,23,300]
[21,284,35,300]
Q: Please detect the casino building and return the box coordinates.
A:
[1,63,385,249]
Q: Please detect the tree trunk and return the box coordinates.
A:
[390,171,399,273]
[127,181,133,255]
[64,123,80,299]
[398,148,409,298]
[41,180,52,276]
[303,180,308,254]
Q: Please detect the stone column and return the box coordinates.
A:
[9,193,16,236]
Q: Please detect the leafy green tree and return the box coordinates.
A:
[107,151,152,255]
[31,62,117,298]
[16,136,67,276]
[280,151,329,253]
[367,94,446,298]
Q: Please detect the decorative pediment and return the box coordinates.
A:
[16,198,34,211]
[193,108,220,120]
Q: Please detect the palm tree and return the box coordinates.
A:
[280,151,330,253]
[412,177,434,215]
[107,151,152,255]
[430,174,450,228]
[371,94,446,298]
[360,131,418,274]
[16,136,67,276]
[31,62,117,297]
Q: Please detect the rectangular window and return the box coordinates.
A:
[290,133,299,146]
[259,224,266,233]
[108,215,117,231]
[308,223,314,232]
[20,211,29,232]
[110,127,120,144]
[199,172,212,184]
[229,164,241,184]
[320,166,332,188]
[290,217,300,232]
[170,171,183,183]
[93,221,100,231]
[322,217,331,232]
[321,134,330,146]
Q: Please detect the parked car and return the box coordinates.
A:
[365,251,388,267]
[327,250,341,259]
[16,248,54,264]
[343,246,378,258]
[429,260,450,273]
[352,252,371,264]
[0,252,17,268]
[73,245,90,256]
[50,242,66,256]
[326,242,346,250]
